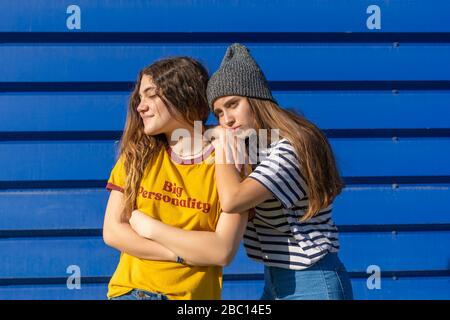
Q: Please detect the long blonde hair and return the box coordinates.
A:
[117,57,210,222]
[248,98,343,222]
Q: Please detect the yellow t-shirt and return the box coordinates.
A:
[105,144,222,300]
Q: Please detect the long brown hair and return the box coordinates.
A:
[117,57,210,221]
[248,98,343,222]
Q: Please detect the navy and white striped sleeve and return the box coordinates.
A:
[249,140,308,209]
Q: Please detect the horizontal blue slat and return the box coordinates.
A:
[0,237,119,279]
[0,283,109,300]
[1,231,449,279]
[0,189,109,231]
[2,91,450,132]
[0,277,449,300]
[332,186,450,225]
[339,231,450,272]
[277,91,450,130]
[350,277,450,300]
[0,141,117,182]
[1,0,449,32]
[2,45,450,82]
[0,93,128,132]
[332,138,450,177]
[1,186,450,231]
[1,138,450,182]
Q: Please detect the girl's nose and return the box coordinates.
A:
[137,102,148,113]
[223,114,235,127]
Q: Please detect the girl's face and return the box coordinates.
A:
[212,96,255,131]
[136,75,178,136]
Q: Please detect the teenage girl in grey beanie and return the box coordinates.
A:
[207,43,353,300]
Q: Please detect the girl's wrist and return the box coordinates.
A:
[168,251,178,262]
[176,256,185,264]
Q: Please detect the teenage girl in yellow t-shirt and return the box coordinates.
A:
[102,57,248,300]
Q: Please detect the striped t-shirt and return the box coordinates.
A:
[244,138,340,270]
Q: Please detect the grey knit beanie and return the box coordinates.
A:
[207,43,276,110]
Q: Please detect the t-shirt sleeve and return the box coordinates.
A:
[248,140,308,209]
[105,155,126,193]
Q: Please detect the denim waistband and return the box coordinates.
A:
[265,252,346,273]
[109,288,169,300]
[132,289,168,300]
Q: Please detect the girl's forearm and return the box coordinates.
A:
[215,163,242,210]
[214,142,272,213]
[214,145,244,211]
[150,220,239,267]
[103,221,177,262]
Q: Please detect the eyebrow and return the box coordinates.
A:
[215,97,239,113]
[139,86,157,96]
[223,97,239,108]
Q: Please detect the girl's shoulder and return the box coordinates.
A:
[262,138,300,167]
[270,137,290,146]
[268,137,295,151]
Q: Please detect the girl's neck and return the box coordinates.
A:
[165,125,210,159]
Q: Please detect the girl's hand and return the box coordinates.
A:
[129,210,160,239]
[210,126,250,174]
[209,126,226,150]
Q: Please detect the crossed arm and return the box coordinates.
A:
[103,189,248,267]
[102,189,178,262]
[129,209,248,267]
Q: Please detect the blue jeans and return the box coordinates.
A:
[260,252,354,300]
[110,289,169,300]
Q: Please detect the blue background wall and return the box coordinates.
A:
[0,1,449,299]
